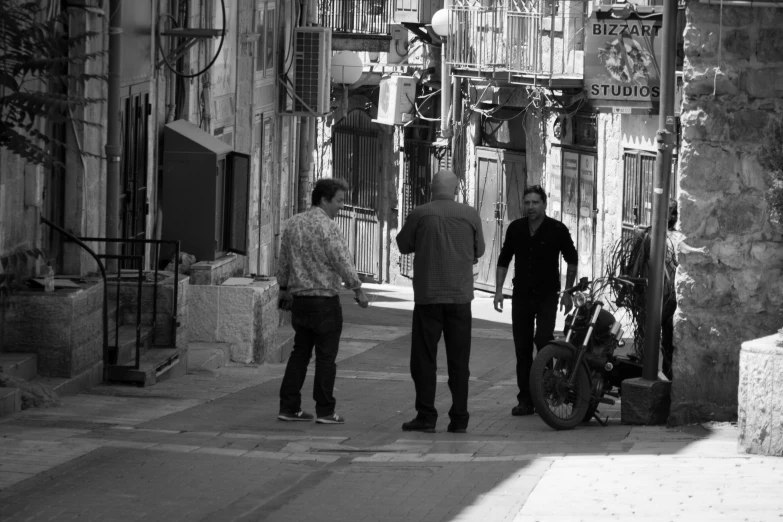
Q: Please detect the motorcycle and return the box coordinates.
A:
[528,275,646,431]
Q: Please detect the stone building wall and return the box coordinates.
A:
[672,1,783,424]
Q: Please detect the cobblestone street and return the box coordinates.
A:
[1,285,780,521]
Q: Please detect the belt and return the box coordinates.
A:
[292,295,338,300]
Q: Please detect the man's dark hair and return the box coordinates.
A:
[524,184,547,206]
[311,178,350,206]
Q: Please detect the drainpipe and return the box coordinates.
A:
[641,0,678,381]
[297,0,317,213]
[105,0,123,272]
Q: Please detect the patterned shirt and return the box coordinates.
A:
[497,216,578,296]
[276,207,362,297]
[396,197,485,305]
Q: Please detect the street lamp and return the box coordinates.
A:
[429,8,454,141]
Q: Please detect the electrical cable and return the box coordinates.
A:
[155,0,225,79]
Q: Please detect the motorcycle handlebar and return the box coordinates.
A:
[560,275,647,295]
[613,276,648,287]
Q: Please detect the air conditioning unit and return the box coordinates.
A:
[374,76,416,126]
[291,27,332,116]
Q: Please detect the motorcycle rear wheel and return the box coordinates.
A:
[529,344,591,430]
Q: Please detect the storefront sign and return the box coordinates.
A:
[584,11,663,110]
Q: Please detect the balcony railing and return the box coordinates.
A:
[447,0,585,84]
[318,0,392,35]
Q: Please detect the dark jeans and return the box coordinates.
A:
[279,296,343,417]
[410,303,472,428]
[511,291,559,405]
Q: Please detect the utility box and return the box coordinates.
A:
[162,119,250,263]
[394,0,440,24]
[374,76,416,126]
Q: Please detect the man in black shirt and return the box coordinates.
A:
[493,185,578,416]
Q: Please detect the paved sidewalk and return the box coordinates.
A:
[0,283,781,521]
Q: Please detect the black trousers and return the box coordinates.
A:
[279,296,343,417]
[410,303,472,427]
[511,291,559,405]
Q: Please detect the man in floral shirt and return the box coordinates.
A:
[276,178,369,424]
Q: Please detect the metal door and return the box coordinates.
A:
[560,148,597,283]
[120,83,150,269]
[399,140,450,278]
[330,110,380,278]
[474,147,526,295]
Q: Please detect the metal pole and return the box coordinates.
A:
[641,0,678,381]
[105,0,123,273]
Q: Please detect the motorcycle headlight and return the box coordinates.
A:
[572,291,587,308]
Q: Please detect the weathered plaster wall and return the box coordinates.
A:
[672,1,783,425]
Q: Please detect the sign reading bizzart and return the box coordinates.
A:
[584,12,663,110]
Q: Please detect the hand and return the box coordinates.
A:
[354,288,370,309]
[559,292,573,315]
[278,290,293,311]
[493,292,504,312]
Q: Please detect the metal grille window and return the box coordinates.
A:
[621,150,677,244]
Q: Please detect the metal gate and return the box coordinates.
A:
[399,141,451,278]
[330,111,380,277]
[120,83,150,269]
[474,147,525,294]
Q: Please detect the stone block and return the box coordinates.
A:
[679,102,731,142]
[217,314,253,343]
[742,68,783,99]
[738,334,783,456]
[229,342,253,364]
[679,143,739,194]
[729,109,770,144]
[687,2,754,27]
[723,29,752,61]
[715,193,766,235]
[756,29,783,63]
[188,285,219,342]
[218,286,254,316]
[621,378,671,425]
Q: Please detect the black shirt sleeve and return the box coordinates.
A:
[497,219,519,268]
[559,222,578,266]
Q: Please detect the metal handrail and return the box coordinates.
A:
[40,217,110,380]
[78,237,181,348]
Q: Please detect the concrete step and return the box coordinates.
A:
[32,361,103,397]
[0,353,38,381]
[187,343,229,372]
[105,347,184,387]
[0,387,21,418]
[110,324,153,366]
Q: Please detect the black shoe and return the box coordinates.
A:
[511,403,535,416]
[402,418,436,433]
[447,423,467,434]
[277,410,314,422]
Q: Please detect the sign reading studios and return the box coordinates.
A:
[584,11,663,112]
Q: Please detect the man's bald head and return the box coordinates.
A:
[431,169,459,199]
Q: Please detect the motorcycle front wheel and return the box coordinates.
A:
[529,344,591,430]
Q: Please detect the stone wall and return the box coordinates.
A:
[672,1,783,424]
[3,281,103,378]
